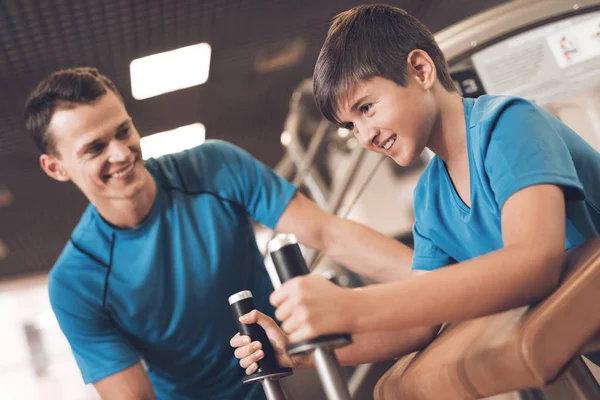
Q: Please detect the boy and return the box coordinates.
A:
[231,4,600,373]
[25,67,414,399]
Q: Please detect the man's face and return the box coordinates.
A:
[40,91,148,203]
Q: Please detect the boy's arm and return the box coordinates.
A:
[232,295,439,373]
[334,269,439,366]
[271,184,566,341]
[276,192,414,282]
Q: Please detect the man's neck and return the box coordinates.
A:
[427,90,468,166]
[94,171,158,229]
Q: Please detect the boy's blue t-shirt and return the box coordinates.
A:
[48,140,297,399]
[412,95,600,271]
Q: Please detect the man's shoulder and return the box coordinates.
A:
[49,238,109,311]
[50,206,113,297]
[145,140,247,192]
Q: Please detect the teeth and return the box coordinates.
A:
[383,137,395,150]
[111,162,135,178]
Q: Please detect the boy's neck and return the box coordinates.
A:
[426,89,467,166]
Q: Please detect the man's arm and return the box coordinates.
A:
[94,363,155,400]
[271,184,566,341]
[275,192,414,282]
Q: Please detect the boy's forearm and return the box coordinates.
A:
[350,244,563,333]
[336,326,439,366]
[324,218,414,282]
[294,326,439,369]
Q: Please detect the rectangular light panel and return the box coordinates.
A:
[140,123,206,160]
[130,43,211,100]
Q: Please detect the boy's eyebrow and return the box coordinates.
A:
[350,95,370,111]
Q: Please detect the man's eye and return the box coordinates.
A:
[117,127,130,139]
[89,143,105,154]
[344,122,354,130]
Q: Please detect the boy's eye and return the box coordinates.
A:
[344,122,354,131]
[359,104,372,114]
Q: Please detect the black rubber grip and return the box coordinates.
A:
[270,242,310,283]
[270,242,352,352]
[230,296,279,372]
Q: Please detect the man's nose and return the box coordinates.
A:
[107,140,132,162]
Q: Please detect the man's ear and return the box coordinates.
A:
[40,154,70,182]
[406,49,437,91]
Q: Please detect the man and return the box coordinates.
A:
[24,67,413,399]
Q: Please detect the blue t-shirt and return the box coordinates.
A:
[48,140,297,399]
[412,95,600,271]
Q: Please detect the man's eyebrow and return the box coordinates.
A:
[115,119,131,131]
[77,119,132,155]
[78,138,103,155]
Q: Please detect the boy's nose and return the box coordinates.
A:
[367,127,380,147]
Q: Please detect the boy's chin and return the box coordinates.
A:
[391,152,416,167]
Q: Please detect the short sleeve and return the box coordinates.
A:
[411,222,454,271]
[202,141,298,229]
[49,274,140,384]
[484,102,584,210]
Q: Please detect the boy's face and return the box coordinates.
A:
[39,91,149,204]
[336,65,437,167]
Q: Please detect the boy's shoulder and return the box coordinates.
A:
[413,154,443,209]
[413,96,540,209]
[469,95,535,130]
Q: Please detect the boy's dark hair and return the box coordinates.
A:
[313,4,456,125]
[24,67,123,155]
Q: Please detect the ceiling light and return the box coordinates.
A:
[280,131,291,147]
[0,186,12,208]
[255,38,306,73]
[140,123,206,160]
[337,128,350,138]
[130,43,211,100]
[0,240,8,260]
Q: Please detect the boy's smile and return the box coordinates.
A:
[335,70,437,167]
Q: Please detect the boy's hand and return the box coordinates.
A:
[230,310,307,375]
[270,274,356,343]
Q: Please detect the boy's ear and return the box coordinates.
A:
[407,49,437,91]
[40,154,70,182]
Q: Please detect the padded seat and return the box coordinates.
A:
[374,236,600,400]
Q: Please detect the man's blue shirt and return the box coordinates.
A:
[49,140,297,399]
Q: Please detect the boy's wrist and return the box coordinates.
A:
[344,287,366,333]
[291,353,314,369]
